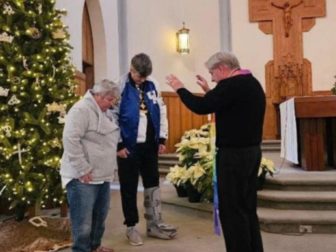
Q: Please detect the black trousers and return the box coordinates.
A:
[216,146,264,252]
[117,143,159,227]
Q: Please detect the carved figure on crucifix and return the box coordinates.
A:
[271,0,303,37]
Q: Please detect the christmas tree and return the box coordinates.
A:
[0,0,78,215]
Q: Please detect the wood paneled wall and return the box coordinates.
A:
[75,70,86,96]
[163,90,333,152]
[162,92,209,153]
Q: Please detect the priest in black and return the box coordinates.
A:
[166,51,265,252]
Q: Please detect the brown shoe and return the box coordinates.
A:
[92,246,115,252]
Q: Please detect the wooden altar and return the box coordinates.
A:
[295,96,336,171]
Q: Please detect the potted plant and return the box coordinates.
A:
[167,124,276,199]
[166,165,189,197]
[166,124,214,202]
[257,157,275,190]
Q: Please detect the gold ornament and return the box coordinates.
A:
[52,29,66,39]
[1,125,12,137]
[26,27,41,39]
[46,102,66,114]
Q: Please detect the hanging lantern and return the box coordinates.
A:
[176,22,190,54]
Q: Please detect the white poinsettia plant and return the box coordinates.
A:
[166,165,189,186]
[258,157,275,177]
[167,123,275,199]
[166,124,214,201]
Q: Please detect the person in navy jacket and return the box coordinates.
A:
[116,53,176,246]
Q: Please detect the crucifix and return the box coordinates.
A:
[249,0,326,139]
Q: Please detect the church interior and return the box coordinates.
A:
[1,0,336,251]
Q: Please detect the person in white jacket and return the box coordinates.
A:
[60,79,120,252]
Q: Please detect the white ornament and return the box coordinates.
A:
[12,143,29,165]
[0,185,7,196]
[8,95,20,105]
[38,4,42,14]
[23,57,29,70]
[58,115,66,124]
[0,86,9,97]
[3,3,14,15]
[0,32,14,43]
[52,65,56,78]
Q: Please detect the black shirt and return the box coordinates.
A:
[177,74,266,148]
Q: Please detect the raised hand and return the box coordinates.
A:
[166,74,184,91]
[196,75,210,93]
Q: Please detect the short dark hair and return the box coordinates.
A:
[131,53,152,77]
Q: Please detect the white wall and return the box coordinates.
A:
[231,0,336,92]
[56,0,120,81]
[125,0,221,92]
[231,0,272,89]
[304,0,336,91]
[56,0,85,70]
[56,0,336,92]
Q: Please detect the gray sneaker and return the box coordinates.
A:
[126,226,144,246]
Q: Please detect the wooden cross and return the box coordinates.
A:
[249,0,326,139]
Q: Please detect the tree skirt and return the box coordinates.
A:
[0,217,71,252]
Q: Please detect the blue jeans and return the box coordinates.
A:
[66,179,111,252]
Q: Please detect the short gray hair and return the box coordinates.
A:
[131,53,152,77]
[205,51,240,70]
[92,79,120,98]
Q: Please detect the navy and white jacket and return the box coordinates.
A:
[116,73,168,151]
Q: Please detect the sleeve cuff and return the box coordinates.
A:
[117,142,125,151]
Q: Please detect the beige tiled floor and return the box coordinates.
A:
[60,185,336,252]
[61,152,336,252]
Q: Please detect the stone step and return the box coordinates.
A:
[264,172,336,191]
[159,153,179,161]
[158,139,281,174]
[158,159,178,167]
[258,190,336,210]
[161,182,336,234]
[261,140,281,151]
[158,154,178,174]
[261,146,280,152]
[258,207,336,234]
[262,139,281,145]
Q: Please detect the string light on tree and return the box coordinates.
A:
[0,0,78,216]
